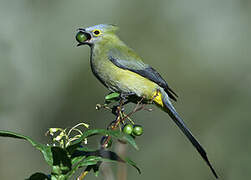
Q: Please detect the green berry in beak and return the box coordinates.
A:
[76,31,88,43]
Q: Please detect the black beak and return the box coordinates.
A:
[76,28,92,46]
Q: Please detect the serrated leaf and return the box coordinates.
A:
[0,130,53,166]
[67,129,138,153]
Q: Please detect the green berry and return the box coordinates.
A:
[123,124,133,135]
[76,31,87,43]
[133,125,143,136]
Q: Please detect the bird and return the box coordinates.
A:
[75,24,218,178]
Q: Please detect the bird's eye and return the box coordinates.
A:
[93,29,101,36]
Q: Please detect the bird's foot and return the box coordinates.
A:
[120,92,136,100]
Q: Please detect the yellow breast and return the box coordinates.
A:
[108,65,158,99]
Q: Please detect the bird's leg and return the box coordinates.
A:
[119,92,137,105]
[134,90,159,113]
[120,92,136,100]
[140,89,159,112]
[110,92,136,115]
[133,96,145,111]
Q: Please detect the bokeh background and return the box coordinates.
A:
[0,0,251,179]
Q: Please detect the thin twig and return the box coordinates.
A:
[102,99,124,148]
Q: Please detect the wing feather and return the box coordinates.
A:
[108,48,178,101]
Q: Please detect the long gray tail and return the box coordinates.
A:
[160,89,218,178]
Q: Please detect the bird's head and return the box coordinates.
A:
[76,24,119,46]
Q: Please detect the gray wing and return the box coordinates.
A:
[108,49,178,101]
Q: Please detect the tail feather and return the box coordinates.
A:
[157,89,218,178]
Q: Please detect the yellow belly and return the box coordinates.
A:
[105,65,158,100]
[91,56,160,101]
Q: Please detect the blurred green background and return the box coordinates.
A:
[0,0,251,179]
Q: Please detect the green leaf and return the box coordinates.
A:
[71,147,99,165]
[26,172,50,180]
[0,130,53,166]
[93,149,141,174]
[73,155,123,170]
[71,156,86,166]
[68,129,138,152]
[66,141,94,157]
[73,148,141,174]
[105,92,120,103]
[78,156,103,166]
[76,146,95,152]
[65,156,103,179]
[0,130,43,148]
[124,157,141,174]
[51,147,72,174]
